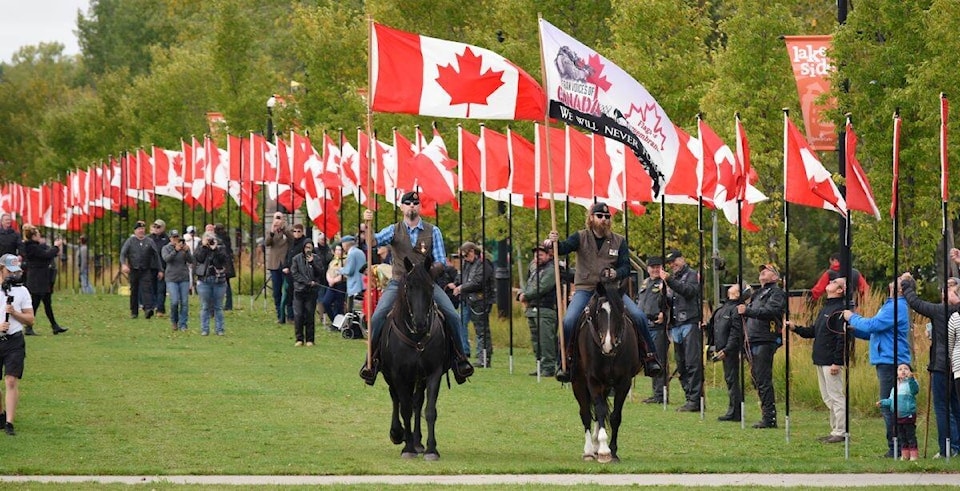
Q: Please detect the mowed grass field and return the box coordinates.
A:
[1,291,957,476]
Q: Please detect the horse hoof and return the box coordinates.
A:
[401,452,418,459]
[582,454,596,462]
[424,452,440,461]
[609,456,620,464]
[415,444,426,454]
[390,430,403,445]
[597,452,612,464]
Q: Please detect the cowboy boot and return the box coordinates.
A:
[637,334,662,377]
[447,325,474,384]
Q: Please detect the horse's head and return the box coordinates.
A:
[591,280,626,354]
[398,255,437,333]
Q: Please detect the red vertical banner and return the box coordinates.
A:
[941,94,949,203]
[784,36,837,151]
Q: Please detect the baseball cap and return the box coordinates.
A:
[590,202,610,215]
[153,219,166,228]
[665,249,683,262]
[134,221,146,230]
[760,262,780,276]
[646,255,664,267]
[169,229,180,238]
[186,226,196,234]
[341,235,356,243]
[0,254,21,272]
[400,191,420,204]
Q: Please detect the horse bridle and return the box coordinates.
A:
[391,280,439,351]
[582,299,626,357]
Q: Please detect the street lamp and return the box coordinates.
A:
[266,95,277,143]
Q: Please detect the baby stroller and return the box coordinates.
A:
[332,292,368,340]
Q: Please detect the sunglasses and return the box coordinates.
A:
[593,213,611,220]
[402,200,421,206]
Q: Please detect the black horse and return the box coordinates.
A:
[379,255,448,460]
[571,280,641,463]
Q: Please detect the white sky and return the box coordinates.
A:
[0,0,90,63]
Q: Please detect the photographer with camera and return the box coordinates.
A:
[161,230,193,332]
[705,283,747,422]
[194,232,229,336]
[290,240,324,346]
[0,254,35,436]
[21,225,68,335]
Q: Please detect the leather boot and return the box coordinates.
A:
[359,361,378,386]
[643,352,662,377]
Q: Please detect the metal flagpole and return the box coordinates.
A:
[782,109,792,443]
[840,114,851,459]
[940,94,952,461]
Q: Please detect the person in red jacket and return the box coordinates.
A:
[810,252,869,303]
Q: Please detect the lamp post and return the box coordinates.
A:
[266,95,276,143]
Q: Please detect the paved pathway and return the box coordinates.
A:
[1,474,959,486]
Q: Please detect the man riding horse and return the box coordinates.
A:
[545,202,662,382]
[359,191,474,385]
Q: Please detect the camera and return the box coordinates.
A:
[2,274,23,294]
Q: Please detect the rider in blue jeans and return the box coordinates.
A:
[359,191,474,386]
[546,202,662,383]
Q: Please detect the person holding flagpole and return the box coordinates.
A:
[546,202,662,383]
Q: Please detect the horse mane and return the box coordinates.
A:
[596,280,624,323]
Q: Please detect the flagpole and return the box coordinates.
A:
[660,193,668,409]
[892,105,903,460]
[940,93,953,461]
[840,114,852,459]
[782,108,792,443]
[696,113,706,418]
[537,13,567,373]
[364,15,375,373]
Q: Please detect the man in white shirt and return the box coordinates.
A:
[0,253,35,436]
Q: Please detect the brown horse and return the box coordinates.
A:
[571,280,641,463]
[379,255,448,460]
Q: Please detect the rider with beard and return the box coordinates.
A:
[359,191,474,386]
[545,202,662,383]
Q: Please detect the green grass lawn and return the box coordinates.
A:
[1,292,957,476]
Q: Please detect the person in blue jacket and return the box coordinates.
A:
[843,281,911,458]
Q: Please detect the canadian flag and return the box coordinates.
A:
[408,127,458,216]
[784,114,846,216]
[371,23,545,121]
[844,118,880,220]
[726,117,766,232]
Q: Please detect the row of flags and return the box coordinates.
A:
[0,19,894,237]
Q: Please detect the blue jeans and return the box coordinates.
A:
[79,270,94,294]
[932,370,960,455]
[167,280,190,330]
[154,274,166,313]
[561,289,654,351]
[876,364,897,453]
[459,303,472,357]
[270,269,285,321]
[224,280,233,310]
[197,279,226,335]
[371,280,465,351]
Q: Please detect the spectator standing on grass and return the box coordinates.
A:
[20,225,68,336]
[148,219,169,316]
[738,263,786,429]
[338,235,366,313]
[705,283,746,422]
[121,221,161,319]
[0,254,34,436]
[266,212,295,324]
[661,249,703,413]
[519,244,558,377]
[290,240,323,347]
[214,224,235,311]
[322,243,346,327]
[282,224,309,324]
[455,242,496,368]
[0,214,19,257]
[899,267,960,459]
[161,230,193,332]
[948,311,960,455]
[787,277,848,443]
[194,232,229,336]
[77,235,94,294]
[638,256,669,404]
[877,363,921,461]
[843,281,911,458]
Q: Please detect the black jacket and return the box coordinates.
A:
[792,297,847,366]
[194,243,229,281]
[283,236,309,272]
[22,239,58,294]
[665,264,701,325]
[706,298,743,356]
[637,276,668,328]
[460,256,495,308]
[744,281,786,345]
[0,228,20,256]
[290,252,325,292]
[902,278,959,373]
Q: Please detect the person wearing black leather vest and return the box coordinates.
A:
[638,256,669,403]
[662,249,703,412]
[706,283,746,422]
[456,242,495,367]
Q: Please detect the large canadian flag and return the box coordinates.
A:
[371,23,545,121]
[784,115,846,216]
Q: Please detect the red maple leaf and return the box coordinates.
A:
[586,54,612,92]
[435,47,505,117]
